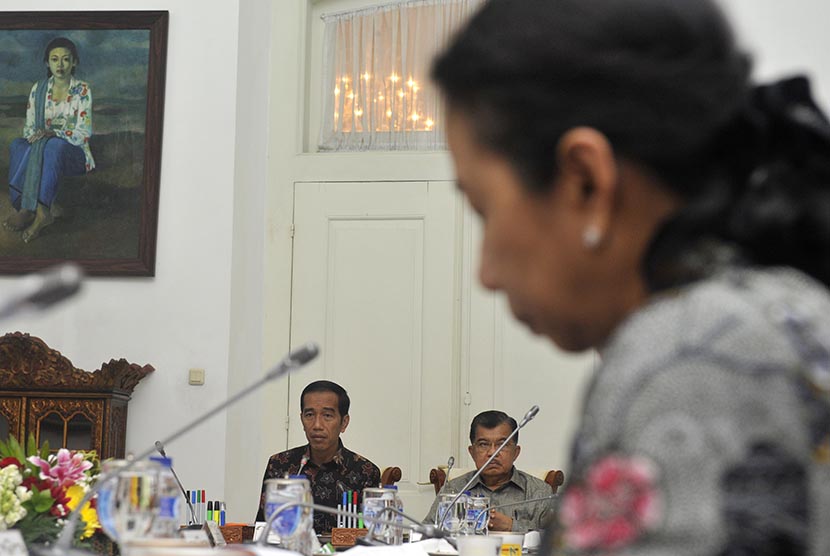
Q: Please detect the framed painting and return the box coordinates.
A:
[0,11,168,276]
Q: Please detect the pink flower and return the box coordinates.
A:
[28,449,92,489]
[560,454,662,551]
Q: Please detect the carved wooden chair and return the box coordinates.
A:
[380,466,402,486]
[429,466,565,494]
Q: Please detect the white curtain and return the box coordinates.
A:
[319,0,483,151]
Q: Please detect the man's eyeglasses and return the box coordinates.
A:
[472,440,515,453]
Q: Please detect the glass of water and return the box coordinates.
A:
[436,492,466,533]
[464,494,489,534]
[96,459,161,546]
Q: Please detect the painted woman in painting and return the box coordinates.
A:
[4,37,95,242]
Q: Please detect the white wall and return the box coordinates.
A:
[0,0,242,515]
[720,0,830,109]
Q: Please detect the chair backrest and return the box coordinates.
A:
[428,466,565,495]
[381,466,402,486]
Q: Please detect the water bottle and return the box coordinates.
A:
[362,487,386,538]
[149,456,182,538]
[264,475,313,555]
[384,485,404,545]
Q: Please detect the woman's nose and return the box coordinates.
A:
[478,248,501,291]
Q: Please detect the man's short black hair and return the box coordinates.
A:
[301,380,350,417]
[469,410,518,444]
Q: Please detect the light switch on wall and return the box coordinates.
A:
[188,368,205,385]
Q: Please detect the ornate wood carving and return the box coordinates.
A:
[0,332,152,459]
[0,332,154,392]
[108,403,128,458]
[28,398,103,429]
[0,397,23,441]
[28,398,103,453]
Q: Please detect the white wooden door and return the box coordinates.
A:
[288,180,460,518]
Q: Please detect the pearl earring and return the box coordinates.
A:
[582,226,601,249]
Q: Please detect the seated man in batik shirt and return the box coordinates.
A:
[256,380,381,533]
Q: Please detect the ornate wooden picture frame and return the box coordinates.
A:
[0,11,168,276]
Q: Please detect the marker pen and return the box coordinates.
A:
[220,504,226,526]
[352,491,358,528]
[347,491,351,528]
[214,501,221,523]
[201,490,206,523]
[207,501,213,522]
[340,491,347,528]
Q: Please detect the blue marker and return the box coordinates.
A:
[191,490,197,524]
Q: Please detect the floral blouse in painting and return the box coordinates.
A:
[24,75,95,171]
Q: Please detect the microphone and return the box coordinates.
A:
[440,405,540,531]
[154,440,199,527]
[445,455,455,486]
[30,342,321,556]
[296,455,309,477]
[519,405,540,427]
[0,262,83,320]
[260,501,456,548]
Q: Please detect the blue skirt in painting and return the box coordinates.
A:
[8,137,86,210]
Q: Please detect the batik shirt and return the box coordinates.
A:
[256,441,381,533]
[548,266,830,556]
[424,467,555,532]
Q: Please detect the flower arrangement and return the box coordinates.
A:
[0,435,100,545]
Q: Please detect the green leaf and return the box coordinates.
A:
[13,512,61,545]
[28,487,57,513]
[26,433,37,456]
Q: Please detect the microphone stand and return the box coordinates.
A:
[363,506,458,548]
[440,405,539,531]
[30,342,320,556]
[260,501,455,548]
[471,494,557,524]
[154,441,199,527]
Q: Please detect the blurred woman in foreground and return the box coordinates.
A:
[433,0,830,554]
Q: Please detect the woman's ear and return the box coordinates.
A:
[555,127,619,249]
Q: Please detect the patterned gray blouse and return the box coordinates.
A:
[550,266,830,555]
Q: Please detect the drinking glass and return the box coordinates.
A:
[96,459,161,546]
[464,494,489,534]
[436,492,466,533]
[264,476,313,555]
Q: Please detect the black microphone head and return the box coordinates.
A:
[447,456,455,468]
[288,342,320,365]
[154,440,166,457]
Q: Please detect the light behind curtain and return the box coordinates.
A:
[319,0,483,151]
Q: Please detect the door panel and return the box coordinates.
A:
[289,181,459,518]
